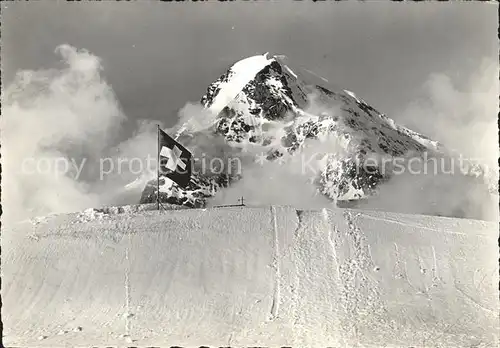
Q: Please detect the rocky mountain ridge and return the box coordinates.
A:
[140,54,485,211]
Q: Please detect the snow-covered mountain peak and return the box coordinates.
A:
[193,54,444,158]
[202,53,275,116]
[140,54,491,218]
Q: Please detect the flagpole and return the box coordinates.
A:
[157,124,160,211]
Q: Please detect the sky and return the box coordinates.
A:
[2,1,497,131]
[1,1,498,221]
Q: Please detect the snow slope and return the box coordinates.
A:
[3,206,498,347]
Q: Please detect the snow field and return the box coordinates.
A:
[2,206,498,347]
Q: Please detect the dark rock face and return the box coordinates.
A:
[139,54,448,208]
[140,173,234,208]
[200,67,233,109]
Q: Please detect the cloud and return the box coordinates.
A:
[205,93,348,209]
[370,60,499,221]
[359,159,498,221]
[1,45,165,224]
[398,58,498,174]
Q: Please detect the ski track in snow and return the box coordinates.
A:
[323,209,341,284]
[269,205,281,320]
[338,210,388,342]
[123,226,133,343]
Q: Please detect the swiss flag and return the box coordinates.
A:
[158,128,192,188]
